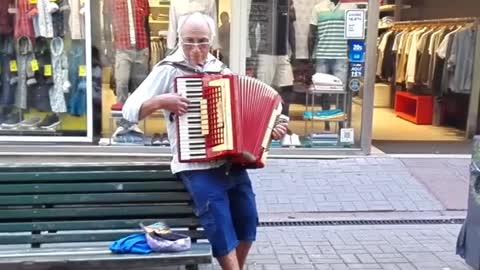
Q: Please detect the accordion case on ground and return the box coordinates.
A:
[175,74,283,168]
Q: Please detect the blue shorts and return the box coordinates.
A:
[177,165,258,258]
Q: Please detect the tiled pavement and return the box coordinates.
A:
[401,158,470,211]
[198,224,468,270]
[249,158,445,214]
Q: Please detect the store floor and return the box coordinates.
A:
[371,106,466,141]
[370,105,469,154]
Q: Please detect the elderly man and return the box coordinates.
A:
[122,12,288,270]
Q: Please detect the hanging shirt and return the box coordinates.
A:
[0,0,14,35]
[167,0,218,50]
[448,26,476,94]
[33,0,55,38]
[14,0,35,39]
[310,1,348,60]
[69,0,85,40]
[105,0,150,50]
[405,27,427,85]
[249,0,289,55]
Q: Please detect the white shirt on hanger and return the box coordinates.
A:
[167,0,218,50]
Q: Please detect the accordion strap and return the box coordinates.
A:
[158,60,227,75]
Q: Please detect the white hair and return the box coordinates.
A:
[177,12,216,41]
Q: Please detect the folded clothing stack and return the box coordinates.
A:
[305,132,339,147]
[303,109,346,120]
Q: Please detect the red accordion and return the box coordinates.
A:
[175,74,283,168]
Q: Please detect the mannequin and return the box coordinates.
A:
[249,0,299,145]
[218,12,230,66]
[104,0,150,110]
[166,0,218,52]
[308,0,347,131]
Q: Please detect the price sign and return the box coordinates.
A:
[78,65,86,77]
[10,60,17,72]
[44,65,52,76]
[31,60,39,71]
[340,128,355,144]
[345,9,365,40]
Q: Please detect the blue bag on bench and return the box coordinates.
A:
[109,233,152,254]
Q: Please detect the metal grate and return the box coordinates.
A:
[259,218,465,227]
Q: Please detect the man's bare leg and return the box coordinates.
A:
[236,241,253,269]
[217,249,240,270]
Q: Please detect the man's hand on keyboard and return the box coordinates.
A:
[157,93,190,116]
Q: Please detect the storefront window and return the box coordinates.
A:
[0,0,90,139]
[246,0,367,149]
[95,0,232,146]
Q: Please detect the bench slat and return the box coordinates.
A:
[0,218,200,232]
[0,230,205,245]
[0,170,175,182]
[0,192,191,206]
[0,205,194,220]
[0,164,171,173]
[0,181,185,194]
[0,243,211,268]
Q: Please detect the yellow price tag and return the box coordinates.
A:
[78,65,86,77]
[31,60,39,71]
[30,0,37,4]
[9,60,17,72]
[49,0,57,2]
[44,65,52,77]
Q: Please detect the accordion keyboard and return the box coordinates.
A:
[176,78,207,160]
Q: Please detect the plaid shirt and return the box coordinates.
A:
[14,0,35,39]
[106,0,150,50]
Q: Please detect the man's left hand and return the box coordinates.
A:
[271,122,288,140]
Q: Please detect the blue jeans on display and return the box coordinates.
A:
[315,59,348,129]
[315,59,348,111]
[0,35,16,106]
[176,165,258,258]
[68,41,85,115]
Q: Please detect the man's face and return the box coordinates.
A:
[180,24,211,65]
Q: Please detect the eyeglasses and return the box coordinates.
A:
[180,41,211,50]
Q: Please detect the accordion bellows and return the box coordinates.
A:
[175,74,283,168]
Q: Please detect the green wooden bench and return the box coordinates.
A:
[0,164,211,270]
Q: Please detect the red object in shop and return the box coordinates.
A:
[394,91,433,125]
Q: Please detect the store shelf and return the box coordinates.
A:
[394,91,433,125]
[380,4,411,13]
[380,5,396,12]
[149,20,169,24]
[150,4,169,8]
[303,117,348,122]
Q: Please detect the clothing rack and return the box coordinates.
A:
[393,17,478,27]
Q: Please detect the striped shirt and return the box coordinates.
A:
[310,2,348,60]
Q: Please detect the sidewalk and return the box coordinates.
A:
[250,157,462,214]
[0,155,471,270]
[238,156,470,270]
[202,224,467,270]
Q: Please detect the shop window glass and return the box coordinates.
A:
[246,0,367,149]
[95,0,232,146]
[0,0,89,137]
